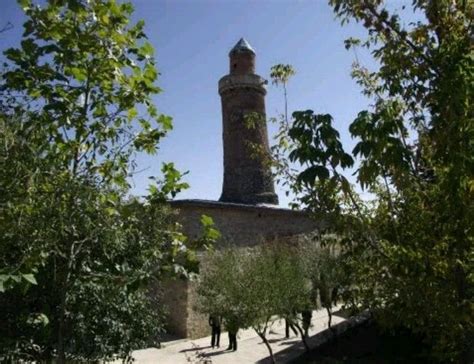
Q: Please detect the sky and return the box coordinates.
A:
[1,0,412,207]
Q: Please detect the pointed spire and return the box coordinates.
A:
[229,38,255,56]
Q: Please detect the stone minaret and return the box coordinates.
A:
[218,38,278,205]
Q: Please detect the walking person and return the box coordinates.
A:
[209,315,221,348]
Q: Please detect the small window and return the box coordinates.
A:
[233,63,237,69]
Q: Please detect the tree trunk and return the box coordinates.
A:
[326,307,332,328]
[57,232,76,364]
[294,322,310,352]
[57,268,68,364]
[256,331,275,364]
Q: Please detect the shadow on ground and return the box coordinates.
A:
[202,349,231,358]
[179,345,211,353]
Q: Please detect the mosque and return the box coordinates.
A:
[164,39,322,338]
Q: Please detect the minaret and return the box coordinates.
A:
[218,38,278,205]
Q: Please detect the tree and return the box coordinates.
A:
[270,64,296,127]
[268,64,300,200]
[197,244,312,363]
[270,244,313,352]
[298,237,345,329]
[279,1,473,362]
[0,0,198,362]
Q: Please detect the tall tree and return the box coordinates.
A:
[280,0,473,362]
[0,0,196,362]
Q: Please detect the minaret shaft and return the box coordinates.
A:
[218,38,278,205]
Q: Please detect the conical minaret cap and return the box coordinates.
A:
[229,38,255,56]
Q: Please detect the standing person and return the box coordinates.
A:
[227,328,238,351]
[209,315,221,348]
[302,310,312,337]
[285,318,298,338]
[226,319,239,351]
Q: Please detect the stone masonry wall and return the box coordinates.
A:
[186,281,212,339]
[161,279,189,338]
[161,199,325,339]
[169,199,324,247]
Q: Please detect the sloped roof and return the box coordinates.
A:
[229,37,255,55]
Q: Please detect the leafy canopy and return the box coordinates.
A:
[274,1,473,362]
[0,0,198,362]
[197,244,312,363]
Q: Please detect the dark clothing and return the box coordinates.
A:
[209,315,221,327]
[211,325,221,347]
[285,319,298,338]
[209,316,221,348]
[227,330,238,351]
[302,310,312,337]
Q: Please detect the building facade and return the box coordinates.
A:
[164,39,321,339]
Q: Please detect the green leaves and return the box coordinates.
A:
[194,215,220,251]
[147,162,189,203]
[197,245,311,358]
[68,67,87,82]
[138,41,154,60]
[344,37,361,50]
[289,111,353,171]
[158,114,173,131]
[284,110,354,214]
[18,0,30,11]
[0,273,37,293]
[2,0,171,188]
[349,102,413,190]
[22,273,37,285]
[269,2,473,360]
[270,64,295,86]
[0,0,190,361]
[298,165,330,184]
[27,313,49,327]
[324,1,474,361]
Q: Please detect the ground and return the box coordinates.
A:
[294,319,428,364]
[124,308,345,363]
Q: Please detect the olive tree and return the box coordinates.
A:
[300,239,345,329]
[197,244,312,363]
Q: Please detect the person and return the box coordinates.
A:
[302,310,313,337]
[226,320,239,351]
[227,328,238,351]
[285,318,298,338]
[209,315,221,348]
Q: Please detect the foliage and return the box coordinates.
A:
[0,0,198,362]
[270,64,295,124]
[270,64,296,86]
[276,1,473,362]
[266,64,301,199]
[197,244,312,363]
[298,236,345,328]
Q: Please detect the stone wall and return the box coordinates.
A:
[160,279,211,339]
[169,199,325,247]
[161,279,189,338]
[161,199,324,339]
[187,281,211,339]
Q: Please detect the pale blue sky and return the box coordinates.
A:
[1,0,412,206]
